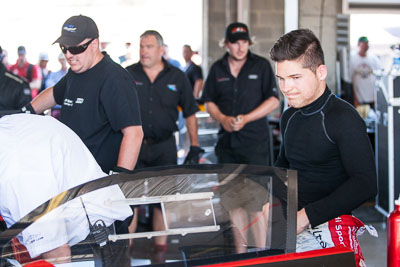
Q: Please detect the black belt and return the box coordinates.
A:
[142,135,172,145]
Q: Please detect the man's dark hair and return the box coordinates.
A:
[270,29,324,73]
[183,44,192,51]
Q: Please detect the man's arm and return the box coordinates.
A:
[29,78,41,92]
[185,114,199,147]
[304,107,377,227]
[297,208,310,234]
[193,79,203,99]
[42,243,71,264]
[205,101,236,133]
[232,96,279,132]
[352,82,360,107]
[116,125,143,171]
[31,86,57,114]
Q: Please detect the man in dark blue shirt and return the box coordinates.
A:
[182,44,203,98]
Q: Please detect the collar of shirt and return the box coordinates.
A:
[221,50,256,76]
[137,57,172,80]
[299,87,333,115]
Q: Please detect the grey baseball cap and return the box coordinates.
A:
[53,15,99,46]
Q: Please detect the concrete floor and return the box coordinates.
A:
[353,205,387,267]
[358,221,387,267]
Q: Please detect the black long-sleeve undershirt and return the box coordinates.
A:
[275,87,377,227]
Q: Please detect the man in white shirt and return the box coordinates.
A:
[350,36,382,108]
[0,114,132,263]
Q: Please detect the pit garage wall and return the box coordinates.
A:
[203,0,342,93]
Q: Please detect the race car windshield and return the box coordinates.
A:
[0,164,297,266]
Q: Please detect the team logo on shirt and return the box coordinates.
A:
[248,74,258,80]
[64,98,73,107]
[167,84,177,91]
[75,98,84,104]
[217,77,230,82]
[135,81,143,86]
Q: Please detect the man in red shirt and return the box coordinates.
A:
[9,46,42,98]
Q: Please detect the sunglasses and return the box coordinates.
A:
[60,39,95,55]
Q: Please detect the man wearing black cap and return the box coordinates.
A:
[0,46,32,114]
[201,22,279,165]
[26,15,143,175]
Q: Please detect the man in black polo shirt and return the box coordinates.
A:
[201,22,279,254]
[27,15,143,174]
[202,22,279,165]
[125,30,202,262]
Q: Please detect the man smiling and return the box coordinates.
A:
[26,15,143,174]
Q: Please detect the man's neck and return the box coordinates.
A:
[17,60,26,68]
[228,55,247,78]
[358,50,367,57]
[89,51,104,70]
[143,61,164,83]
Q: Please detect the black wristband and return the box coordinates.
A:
[112,166,134,174]
[21,103,36,114]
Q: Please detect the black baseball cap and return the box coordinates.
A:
[225,22,251,43]
[53,15,99,46]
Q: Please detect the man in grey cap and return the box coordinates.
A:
[25,15,143,175]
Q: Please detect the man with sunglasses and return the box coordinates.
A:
[25,15,143,175]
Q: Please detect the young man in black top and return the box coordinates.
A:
[27,15,143,174]
[0,46,31,114]
[201,22,280,166]
[270,29,377,265]
[201,22,279,254]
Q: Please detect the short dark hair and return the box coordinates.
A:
[183,44,192,51]
[140,30,164,47]
[270,29,324,72]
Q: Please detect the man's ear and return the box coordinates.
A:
[316,64,327,81]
